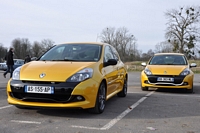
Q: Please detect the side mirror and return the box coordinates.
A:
[104,59,117,67]
[190,63,197,68]
[141,62,147,67]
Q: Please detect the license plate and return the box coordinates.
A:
[157,77,174,82]
[25,86,54,94]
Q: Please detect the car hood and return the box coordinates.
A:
[147,65,188,75]
[20,61,96,81]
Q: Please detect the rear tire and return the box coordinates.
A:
[89,82,106,114]
[117,77,127,97]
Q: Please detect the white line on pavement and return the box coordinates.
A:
[71,125,101,130]
[129,91,200,98]
[0,105,13,110]
[11,120,41,124]
[71,91,155,130]
[153,92,200,98]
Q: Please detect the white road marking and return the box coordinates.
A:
[0,106,41,125]
[1,90,198,129]
[11,120,41,124]
[128,91,148,94]
[71,91,155,130]
[0,105,13,110]
[129,91,200,98]
[153,93,200,98]
[71,125,101,130]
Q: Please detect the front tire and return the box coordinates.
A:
[89,82,106,114]
[141,86,148,91]
[15,105,31,109]
[186,84,193,93]
[117,77,127,97]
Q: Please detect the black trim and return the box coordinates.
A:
[9,80,83,103]
[147,75,186,84]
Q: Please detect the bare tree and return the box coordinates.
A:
[32,41,43,58]
[147,49,155,59]
[0,43,7,62]
[41,39,55,53]
[11,38,31,59]
[21,38,32,58]
[154,41,173,53]
[165,6,200,58]
[100,27,116,45]
[12,38,21,58]
[100,27,137,62]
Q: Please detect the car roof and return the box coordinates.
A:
[57,42,108,46]
[154,53,184,56]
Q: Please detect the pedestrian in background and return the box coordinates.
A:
[24,54,31,64]
[3,48,14,78]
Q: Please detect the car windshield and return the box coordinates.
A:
[39,44,102,62]
[149,55,188,65]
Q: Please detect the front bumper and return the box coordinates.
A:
[7,78,99,109]
[141,71,193,89]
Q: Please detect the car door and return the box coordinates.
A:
[102,45,118,96]
[110,46,124,91]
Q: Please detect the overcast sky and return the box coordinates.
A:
[0,0,199,52]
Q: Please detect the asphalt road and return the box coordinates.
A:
[0,70,200,133]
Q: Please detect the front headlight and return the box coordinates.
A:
[144,67,152,75]
[180,68,190,76]
[67,68,93,82]
[12,66,21,80]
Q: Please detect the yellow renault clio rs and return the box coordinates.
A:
[141,53,196,93]
[7,42,128,114]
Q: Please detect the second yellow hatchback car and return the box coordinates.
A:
[141,53,196,93]
[7,42,128,114]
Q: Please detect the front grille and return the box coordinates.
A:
[10,92,71,103]
[154,84,177,86]
[22,80,60,84]
[147,75,186,84]
[9,80,80,103]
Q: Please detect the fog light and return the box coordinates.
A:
[15,87,21,90]
[183,82,188,85]
[77,96,83,101]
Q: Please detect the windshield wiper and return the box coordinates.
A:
[51,59,78,61]
[165,63,175,65]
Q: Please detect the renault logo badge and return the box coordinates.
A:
[164,71,167,74]
[39,73,46,78]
